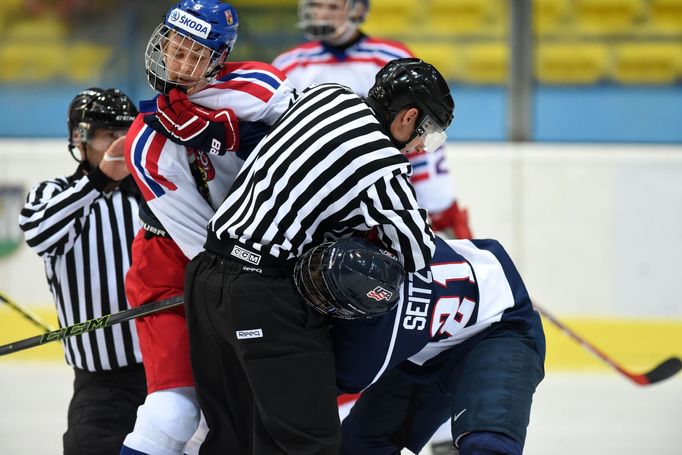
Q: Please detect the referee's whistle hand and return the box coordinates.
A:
[99,136,130,181]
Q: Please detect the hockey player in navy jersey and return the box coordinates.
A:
[294,236,546,454]
[273,0,474,239]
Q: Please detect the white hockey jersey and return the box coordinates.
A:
[125,61,295,259]
[273,36,413,97]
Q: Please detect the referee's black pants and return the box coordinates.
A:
[63,363,146,455]
[185,251,341,455]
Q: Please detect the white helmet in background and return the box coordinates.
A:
[298,0,368,42]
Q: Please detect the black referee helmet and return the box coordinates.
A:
[67,88,138,159]
[294,237,406,320]
[366,58,454,149]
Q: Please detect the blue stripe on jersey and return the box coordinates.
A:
[218,71,281,91]
[133,126,166,198]
[276,48,323,66]
[410,160,428,169]
[306,48,328,59]
[355,45,406,61]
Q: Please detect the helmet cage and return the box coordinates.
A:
[293,242,342,317]
[70,122,127,150]
[145,24,228,95]
[297,0,367,41]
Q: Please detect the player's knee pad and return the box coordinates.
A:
[122,387,201,455]
[182,413,208,455]
[141,388,201,441]
[457,431,522,455]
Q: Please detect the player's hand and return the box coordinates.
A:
[155,88,240,155]
[99,136,130,181]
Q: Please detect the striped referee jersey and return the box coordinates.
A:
[209,83,435,272]
[19,168,142,372]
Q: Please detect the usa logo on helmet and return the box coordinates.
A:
[225,10,234,25]
[367,286,393,302]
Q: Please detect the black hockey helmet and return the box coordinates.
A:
[67,87,138,160]
[366,58,454,150]
[294,237,406,320]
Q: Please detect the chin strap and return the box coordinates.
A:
[74,159,95,176]
[365,96,425,151]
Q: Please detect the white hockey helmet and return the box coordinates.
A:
[298,0,369,42]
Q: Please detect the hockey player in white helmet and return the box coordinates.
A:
[273,0,474,240]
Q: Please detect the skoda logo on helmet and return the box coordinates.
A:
[167,8,211,39]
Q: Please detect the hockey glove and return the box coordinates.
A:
[152,88,240,155]
[430,201,473,239]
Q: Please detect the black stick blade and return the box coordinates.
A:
[642,357,682,385]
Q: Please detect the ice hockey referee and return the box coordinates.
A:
[184,58,455,454]
[19,88,145,454]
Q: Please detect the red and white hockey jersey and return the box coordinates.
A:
[273,36,412,97]
[125,61,295,259]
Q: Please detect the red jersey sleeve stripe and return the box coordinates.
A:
[211,79,275,103]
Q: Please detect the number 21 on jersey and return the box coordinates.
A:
[430,262,477,338]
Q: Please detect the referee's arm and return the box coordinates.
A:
[18,169,114,257]
[360,171,435,272]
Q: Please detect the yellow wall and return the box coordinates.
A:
[2,304,680,374]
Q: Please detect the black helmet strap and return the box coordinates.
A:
[365,95,421,150]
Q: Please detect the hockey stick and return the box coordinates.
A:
[0,295,183,357]
[0,291,55,333]
[533,302,682,386]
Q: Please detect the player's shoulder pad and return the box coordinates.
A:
[125,113,155,147]
[273,41,322,62]
[362,37,415,57]
[272,41,324,69]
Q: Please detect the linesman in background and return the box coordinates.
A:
[184,58,454,453]
[18,88,145,454]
